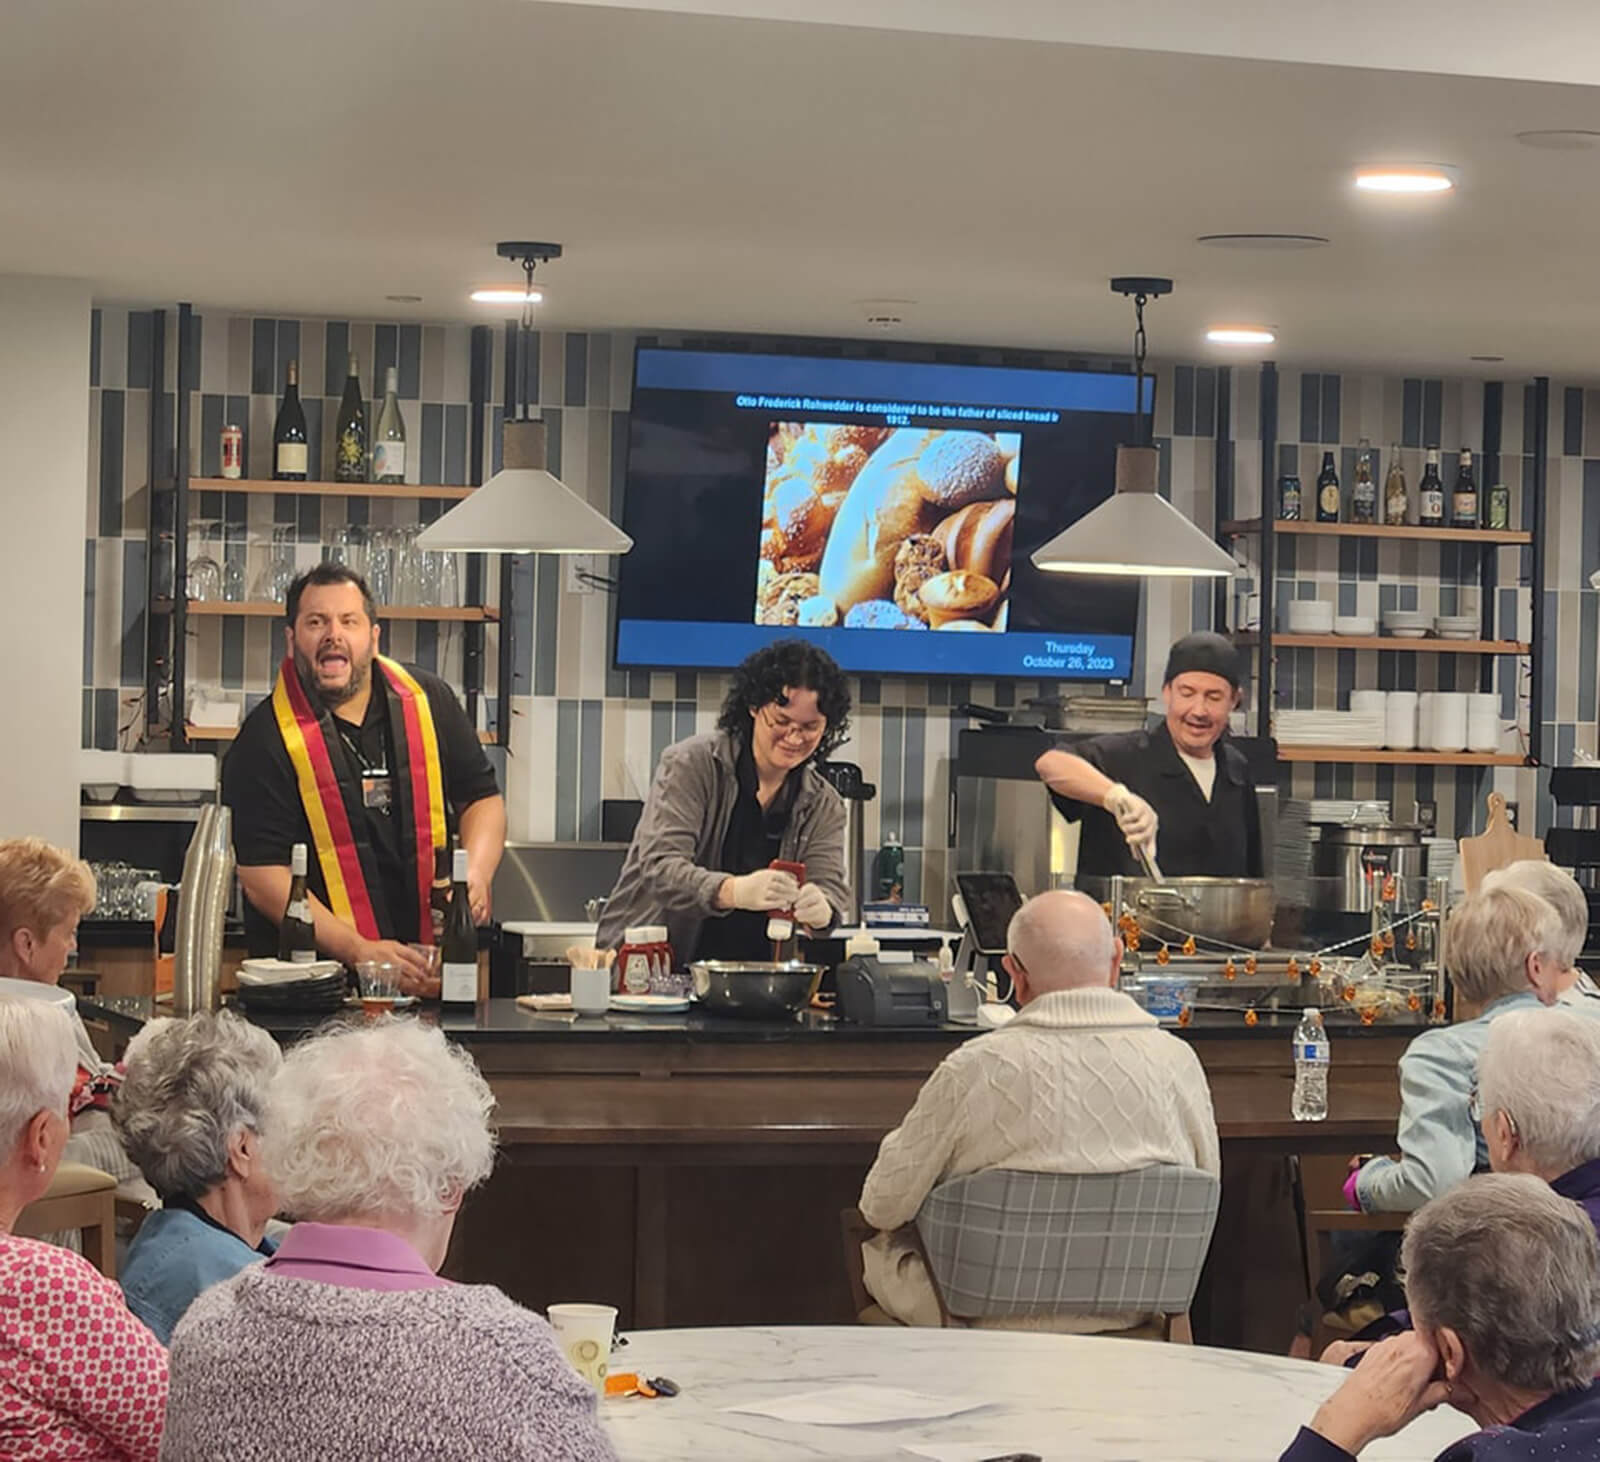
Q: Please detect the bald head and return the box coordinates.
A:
[1005,890,1119,996]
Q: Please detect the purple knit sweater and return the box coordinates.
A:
[158,1267,619,1461]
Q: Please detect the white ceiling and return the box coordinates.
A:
[5,0,1600,376]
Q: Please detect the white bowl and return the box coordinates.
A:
[1388,627,1430,639]
[1285,601,1335,634]
[1333,615,1377,636]
[1382,610,1428,625]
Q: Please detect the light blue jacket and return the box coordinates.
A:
[120,1205,276,1344]
[1355,990,1544,1214]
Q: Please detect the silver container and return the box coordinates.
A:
[689,960,824,1019]
[1099,876,1276,948]
[1312,822,1426,913]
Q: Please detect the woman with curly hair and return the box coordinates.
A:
[597,640,852,963]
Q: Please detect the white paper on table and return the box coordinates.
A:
[722,1383,984,1426]
[901,1446,1048,1461]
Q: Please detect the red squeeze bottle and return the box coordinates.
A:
[767,859,806,948]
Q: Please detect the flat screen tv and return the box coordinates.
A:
[614,339,1151,680]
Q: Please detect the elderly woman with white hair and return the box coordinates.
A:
[161,1016,617,1462]
[1480,859,1600,1013]
[1477,1006,1600,1231]
[1282,1174,1600,1460]
[1350,886,1547,1214]
[0,999,167,1461]
[111,1010,283,1342]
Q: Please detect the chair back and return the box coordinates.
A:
[916,1165,1219,1320]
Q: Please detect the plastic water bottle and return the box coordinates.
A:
[1292,1007,1330,1121]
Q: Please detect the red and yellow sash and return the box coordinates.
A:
[271,655,447,941]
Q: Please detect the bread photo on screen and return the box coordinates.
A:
[755,423,1020,632]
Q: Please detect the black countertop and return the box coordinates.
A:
[78,994,1424,1045]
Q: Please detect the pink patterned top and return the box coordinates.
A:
[0,1231,168,1461]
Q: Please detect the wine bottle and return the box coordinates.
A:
[1351,440,1376,524]
[272,360,308,481]
[1278,474,1302,520]
[440,847,477,1006]
[279,842,317,964]
[1451,448,1479,528]
[429,845,451,943]
[1418,449,1445,527]
[333,353,367,483]
[1383,446,1409,525]
[1487,481,1511,531]
[372,366,407,484]
[1315,451,1340,523]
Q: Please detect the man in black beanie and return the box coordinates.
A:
[1034,631,1262,879]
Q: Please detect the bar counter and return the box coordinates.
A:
[80,994,1410,1351]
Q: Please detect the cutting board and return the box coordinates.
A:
[1458,792,1544,893]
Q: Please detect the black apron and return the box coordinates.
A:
[1049,721,1262,879]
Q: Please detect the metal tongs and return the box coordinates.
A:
[1135,837,1165,882]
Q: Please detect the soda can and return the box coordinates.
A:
[220,424,243,479]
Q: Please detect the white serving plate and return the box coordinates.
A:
[612,994,691,1013]
[1387,627,1429,639]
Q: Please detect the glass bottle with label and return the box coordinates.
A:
[1418,448,1446,527]
[1486,481,1511,530]
[1278,474,1302,520]
[278,842,317,963]
[1315,451,1340,523]
[333,353,367,483]
[1351,440,1376,524]
[440,847,477,1006]
[272,360,308,482]
[1383,446,1409,525]
[372,366,407,484]
[1451,448,1479,528]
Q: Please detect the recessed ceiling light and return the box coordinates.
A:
[470,286,546,306]
[1470,355,1505,363]
[384,294,423,304]
[1515,129,1600,150]
[1354,164,1457,194]
[1206,326,1276,345]
[1195,233,1329,250]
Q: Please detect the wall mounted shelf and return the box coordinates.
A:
[1276,748,1528,766]
[190,477,475,501]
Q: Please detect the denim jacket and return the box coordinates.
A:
[120,1203,275,1344]
[1355,990,1544,1214]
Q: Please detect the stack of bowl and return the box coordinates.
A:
[1382,610,1429,639]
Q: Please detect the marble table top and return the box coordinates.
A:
[600,1326,1477,1462]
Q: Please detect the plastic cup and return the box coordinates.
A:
[355,960,404,1017]
[570,965,611,1017]
[547,1302,617,1388]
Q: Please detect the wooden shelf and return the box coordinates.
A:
[1264,634,1529,655]
[190,478,474,501]
[181,601,496,621]
[1221,518,1531,545]
[1277,747,1528,766]
[187,724,499,745]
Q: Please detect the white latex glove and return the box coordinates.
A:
[1103,782,1159,850]
[726,868,801,912]
[793,882,832,930]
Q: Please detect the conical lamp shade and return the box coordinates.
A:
[415,420,633,555]
[1031,445,1237,578]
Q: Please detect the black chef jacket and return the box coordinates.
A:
[1048,721,1263,879]
[223,664,500,956]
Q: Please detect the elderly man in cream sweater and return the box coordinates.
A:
[858,888,1220,1329]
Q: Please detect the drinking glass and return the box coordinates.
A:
[437,552,460,609]
[186,520,223,602]
[252,524,299,603]
[394,524,424,606]
[222,520,248,602]
[366,527,396,608]
[323,524,369,580]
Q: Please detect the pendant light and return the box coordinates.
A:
[1032,277,1236,579]
[417,243,633,555]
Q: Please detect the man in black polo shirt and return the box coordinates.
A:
[1034,631,1261,879]
[222,564,504,985]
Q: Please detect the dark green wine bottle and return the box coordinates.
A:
[334,353,367,483]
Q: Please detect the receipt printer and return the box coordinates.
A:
[835,951,950,1027]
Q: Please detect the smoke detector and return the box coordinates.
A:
[859,299,916,331]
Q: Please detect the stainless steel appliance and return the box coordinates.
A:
[1312,821,1427,913]
[819,761,876,926]
[689,960,823,1018]
[1078,875,1275,947]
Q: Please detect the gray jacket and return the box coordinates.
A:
[596,730,849,959]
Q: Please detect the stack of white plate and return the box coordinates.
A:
[1467,691,1500,752]
[1426,837,1459,887]
[1382,610,1430,639]
[1333,615,1377,636]
[1275,709,1386,748]
[1308,799,1392,823]
[1435,614,1479,640]
[1285,600,1336,634]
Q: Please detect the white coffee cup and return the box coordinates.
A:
[570,966,611,1017]
[547,1302,618,1387]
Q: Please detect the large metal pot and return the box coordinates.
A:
[1312,822,1426,913]
[689,960,824,1019]
[1118,877,1276,948]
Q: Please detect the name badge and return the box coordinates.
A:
[361,772,393,813]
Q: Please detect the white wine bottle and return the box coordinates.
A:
[440,847,477,1006]
[333,353,367,483]
[278,843,317,963]
[272,360,308,481]
[372,366,407,484]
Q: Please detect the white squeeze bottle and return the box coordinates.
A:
[1292,1007,1330,1121]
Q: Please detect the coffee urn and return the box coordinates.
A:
[819,761,876,927]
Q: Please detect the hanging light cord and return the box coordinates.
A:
[1130,289,1150,448]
